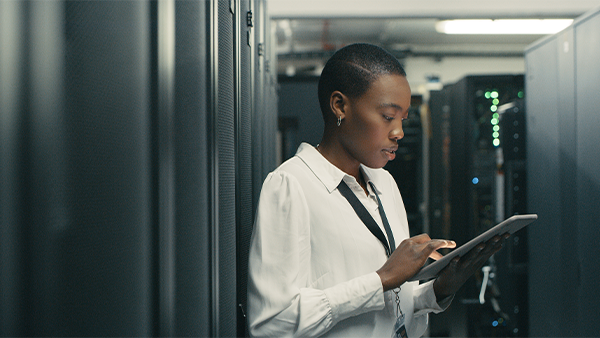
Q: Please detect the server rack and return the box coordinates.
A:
[0,1,277,336]
[384,97,424,235]
[445,75,524,248]
[493,99,529,337]
[428,75,526,337]
[428,90,452,243]
[1,1,154,335]
[525,7,600,337]
[172,1,211,335]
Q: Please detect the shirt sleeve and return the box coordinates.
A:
[247,171,385,338]
[413,280,454,316]
[404,280,453,338]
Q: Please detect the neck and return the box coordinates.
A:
[317,140,367,192]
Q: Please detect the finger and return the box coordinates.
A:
[490,236,507,253]
[434,239,456,249]
[428,240,457,260]
[448,257,460,271]
[466,240,503,268]
[456,244,486,267]
[466,236,501,259]
[410,233,433,244]
[429,250,443,261]
[487,235,503,245]
[424,239,456,257]
[485,235,506,253]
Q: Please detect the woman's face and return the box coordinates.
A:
[338,74,411,169]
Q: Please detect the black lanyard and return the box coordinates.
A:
[337,180,396,257]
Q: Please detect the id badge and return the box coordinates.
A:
[392,313,408,338]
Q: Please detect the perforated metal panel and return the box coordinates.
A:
[1,1,276,336]
[236,0,254,335]
[172,1,211,336]
[217,1,237,337]
[62,2,152,335]
[0,1,153,336]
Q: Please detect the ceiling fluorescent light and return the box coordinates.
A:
[436,19,573,35]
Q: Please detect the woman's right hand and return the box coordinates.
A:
[376,234,456,291]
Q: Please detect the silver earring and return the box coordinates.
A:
[337,116,342,127]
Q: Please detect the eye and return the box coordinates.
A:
[383,115,394,121]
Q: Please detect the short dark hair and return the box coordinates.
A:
[317,43,407,120]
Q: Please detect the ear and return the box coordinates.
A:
[329,91,347,121]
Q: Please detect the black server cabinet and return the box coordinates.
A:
[210,0,268,336]
[428,90,452,243]
[235,0,255,336]
[573,11,600,336]
[171,0,266,335]
[1,1,154,336]
[445,75,524,247]
[495,99,529,337]
[526,7,600,337]
[172,1,212,336]
[252,0,278,211]
[384,98,424,235]
[525,30,565,337]
[209,1,238,336]
[0,1,276,337]
[428,75,526,337]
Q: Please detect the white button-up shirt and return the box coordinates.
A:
[247,143,449,337]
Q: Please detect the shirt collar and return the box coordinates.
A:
[295,142,385,196]
[362,168,384,196]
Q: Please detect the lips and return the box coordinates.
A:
[383,147,397,161]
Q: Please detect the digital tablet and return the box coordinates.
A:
[408,214,538,281]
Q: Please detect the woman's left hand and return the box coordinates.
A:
[432,233,510,302]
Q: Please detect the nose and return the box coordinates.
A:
[390,121,404,141]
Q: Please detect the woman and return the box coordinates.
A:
[247,43,507,337]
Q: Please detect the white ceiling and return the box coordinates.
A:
[268,0,599,19]
[269,0,600,75]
